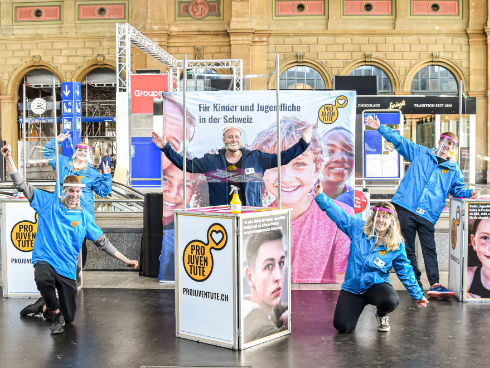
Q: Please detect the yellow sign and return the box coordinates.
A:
[442,168,450,174]
[10,213,38,252]
[318,96,348,124]
[183,223,227,282]
[388,100,406,110]
[451,206,461,250]
[379,250,386,256]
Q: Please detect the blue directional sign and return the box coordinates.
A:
[61,81,82,157]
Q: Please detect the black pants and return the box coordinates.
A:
[34,261,78,324]
[393,204,439,285]
[333,283,400,334]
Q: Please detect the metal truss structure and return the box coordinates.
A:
[116,23,243,93]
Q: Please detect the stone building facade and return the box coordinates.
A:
[0,0,488,177]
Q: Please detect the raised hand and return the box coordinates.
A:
[1,144,12,158]
[102,161,111,174]
[152,131,167,149]
[57,132,71,143]
[302,125,313,144]
[364,115,381,130]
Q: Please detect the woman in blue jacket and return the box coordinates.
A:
[313,182,428,334]
[43,133,113,266]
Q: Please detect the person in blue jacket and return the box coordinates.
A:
[1,144,138,335]
[151,124,313,207]
[314,182,428,334]
[44,133,113,267]
[365,115,479,299]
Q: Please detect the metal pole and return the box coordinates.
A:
[53,79,61,198]
[183,54,187,211]
[275,54,281,208]
[458,80,463,166]
[22,83,27,179]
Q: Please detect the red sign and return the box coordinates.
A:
[130,74,168,114]
[354,190,367,214]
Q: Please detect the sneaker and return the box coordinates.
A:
[20,297,45,316]
[427,283,454,299]
[50,313,65,334]
[375,313,390,332]
[417,279,424,293]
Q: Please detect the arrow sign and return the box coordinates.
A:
[63,84,71,97]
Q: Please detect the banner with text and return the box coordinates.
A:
[160,91,356,284]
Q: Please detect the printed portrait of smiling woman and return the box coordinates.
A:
[467,218,490,298]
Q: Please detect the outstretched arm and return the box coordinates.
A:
[313,182,360,239]
[43,133,71,169]
[365,115,419,162]
[1,144,35,202]
[152,131,204,173]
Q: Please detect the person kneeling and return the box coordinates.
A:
[1,144,138,335]
[313,183,428,333]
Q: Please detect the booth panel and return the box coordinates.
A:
[449,198,463,300]
[464,201,490,302]
[175,214,237,348]
[2,201,83,298]
[2,201,39,297]
[240,210,291,349]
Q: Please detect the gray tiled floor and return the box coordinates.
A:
[0,270,447,291]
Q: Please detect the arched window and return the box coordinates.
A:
[180,69,232,91]
[348,66,392,94]
[279,66,326,90]
[410,65,458,96]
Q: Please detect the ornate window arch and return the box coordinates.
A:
[268,57,332,90]
[404,57,467,94]
[340,56,400,94]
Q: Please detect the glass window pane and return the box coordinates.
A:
[430,80,439,90]
[421,67,429,78]
[280,80,287,89]
[306,79,315,88]
[316,79,325,89]
[382,77,391,92]
[420,78,427,90]
[280,66,325,90]
[411,79,419,91]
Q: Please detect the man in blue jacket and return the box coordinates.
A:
[365,116,479,299]
[151,124,312,207]
[1,144,138,334]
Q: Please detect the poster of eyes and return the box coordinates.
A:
[160,90,356,284]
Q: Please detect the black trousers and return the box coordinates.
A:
[82,238,87,268]
[333,283,400,334]
[393,203,439,285]
[34,261,78,324]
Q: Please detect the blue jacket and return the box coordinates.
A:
[161,139,309,206]
[44,138,112,215]
[378,125,471,224]
[31,188,104,280]
[315,193,424,300]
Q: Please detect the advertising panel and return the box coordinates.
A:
[449,198,463,299]
[130,74,168,114]
[176,214,235,346]
[466,202,490,300]
[2,201,83,298]
[363,111,402,179]
[241,212,290,347]
[159,91,356,284]
[2,201,39,297]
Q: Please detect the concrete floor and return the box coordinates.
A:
[2,271,486,368]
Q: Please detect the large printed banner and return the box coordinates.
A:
[161,91,356,284]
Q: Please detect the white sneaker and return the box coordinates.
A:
[375,312,390,332]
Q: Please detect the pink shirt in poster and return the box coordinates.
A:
[290,199,353,283]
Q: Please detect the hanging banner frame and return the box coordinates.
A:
[362,109,403,181]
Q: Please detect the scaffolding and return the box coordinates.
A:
[115,23,243,93]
